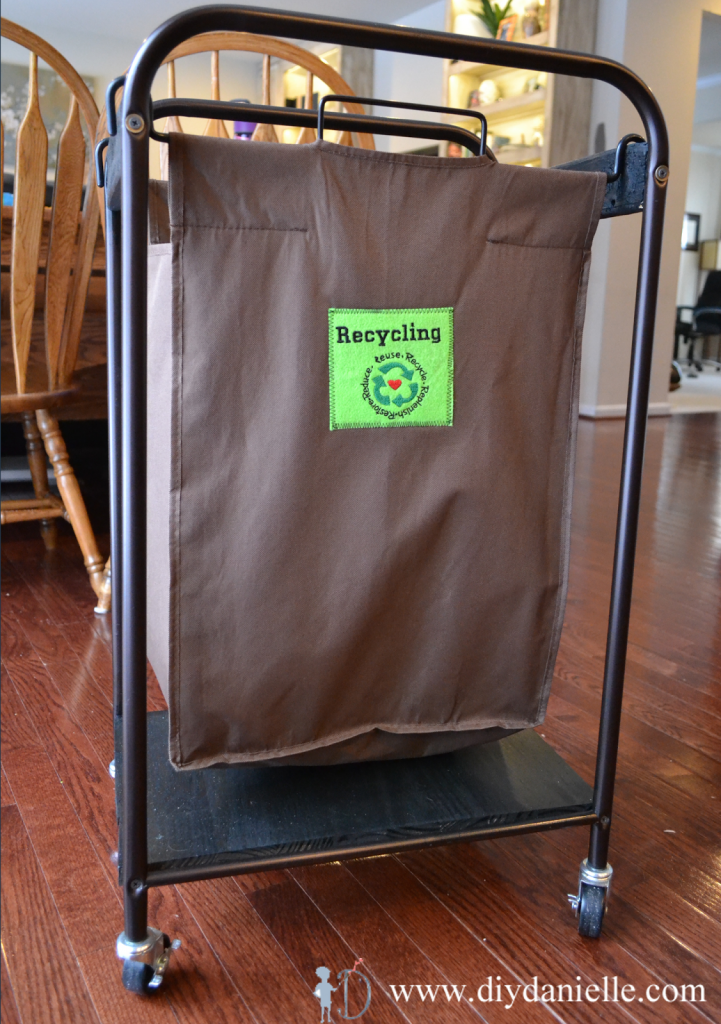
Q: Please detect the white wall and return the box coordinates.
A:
[676,43,721,310]
[577,0,627,418]
[373,1,446,152]
[579,0,721,417]
[677,137,721,308]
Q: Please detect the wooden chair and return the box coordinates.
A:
[96,31,375,179]
[1,18,109,609]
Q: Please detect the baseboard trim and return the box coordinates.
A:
[579,402,672,419]
[670,404,721,415]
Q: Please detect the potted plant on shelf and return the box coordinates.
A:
[472,1,514,37]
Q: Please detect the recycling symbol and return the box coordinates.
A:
[371,362,419,408]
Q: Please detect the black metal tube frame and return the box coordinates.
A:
[606,133,645,183]
[114,4,668,942]
[106,210,123,719]
[317,93,487,153]
[146,810,598,888]
[151,97,483,153]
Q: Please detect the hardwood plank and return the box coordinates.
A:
[148,884,251,1024]
[561,619,721,706]
[1,766,15,807]
[549,672,721,786]
[346,855,567,1023]
[7,582,113,700]
[562,583,721,690]
[1,622,119,872]
[2,669,119,955]
[3,625,264,1024]
[29,649,114,767]
[43,614,166,716]
[76,883,247,1024]
[498,827,721,981]
[75,944,178,1024]
[0,552,29,606]
[1,806,100,1024]
[1,562,120,762]
[48,542,109,616]
[3,564,92,665]
[544,692,721,811]
[1,950,22,1024]
[401,844,707,1024]
[2,528,104,625]
[392,844,636,1024]
[4,545,89,629]
[293,861,501,1024]
[0,662,43,754]
[646,756,721,805]
[238,870,412,1024]
[602,898,721,1020]
[62,618,115,694]
[540,698,721,874]
[178,875,308,1023]
[553,647,721,764]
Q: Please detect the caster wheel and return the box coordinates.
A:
[578,883,605,938]
[122,960,155,994]
[119,932,175,993]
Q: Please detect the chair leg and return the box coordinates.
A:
[94,557,112,615]
[35,409,106,599]
[21,411,57,550]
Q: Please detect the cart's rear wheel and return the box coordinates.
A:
[577,883,605,938]
[122,960,155,994]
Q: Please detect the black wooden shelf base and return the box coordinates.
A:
[115,712,595,886]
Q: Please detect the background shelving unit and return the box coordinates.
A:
[270,44,374,146]
[443,0,599,167]
[279,47,339,144]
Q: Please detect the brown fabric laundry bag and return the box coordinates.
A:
[146,134,605,770]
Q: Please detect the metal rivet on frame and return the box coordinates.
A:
[654,165,669,184]
[126,113,145,134]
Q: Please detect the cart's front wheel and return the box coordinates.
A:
[122,960,155,994]
[577,883,605,938]
[118,930,178,994]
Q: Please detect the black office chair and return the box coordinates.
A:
[675,270,721,376]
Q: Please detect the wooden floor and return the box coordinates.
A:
[1,414,720,1023]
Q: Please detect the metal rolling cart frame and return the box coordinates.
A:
[95,3,668,994]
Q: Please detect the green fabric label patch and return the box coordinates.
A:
[329,307,454,430]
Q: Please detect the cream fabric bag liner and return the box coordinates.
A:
[146,135,604,769]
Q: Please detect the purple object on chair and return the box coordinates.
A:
[231,99,256,139]
[233,120,257,139]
